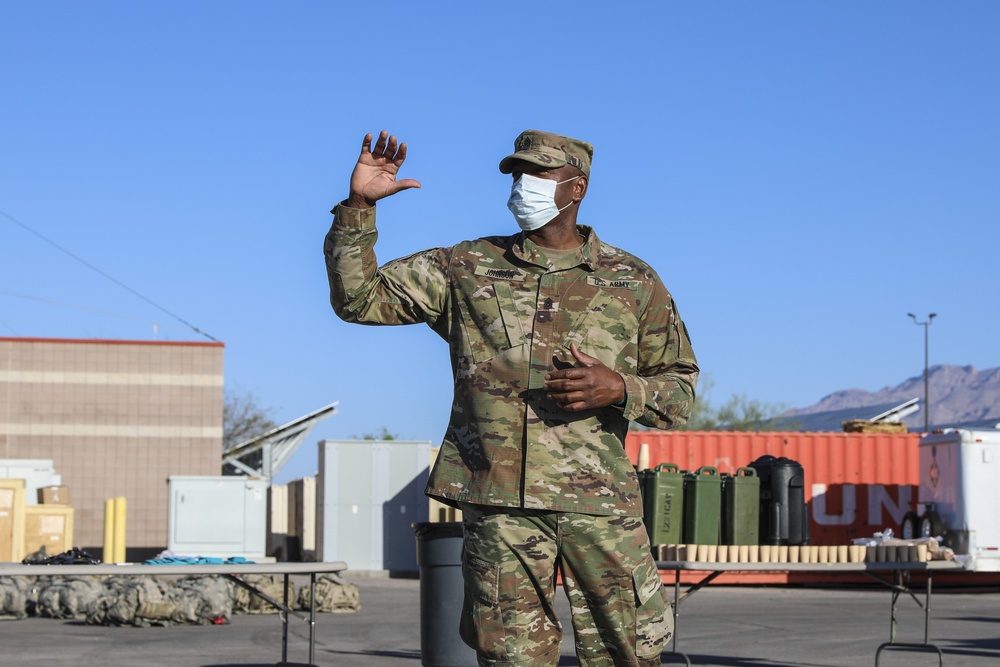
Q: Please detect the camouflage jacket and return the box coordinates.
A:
[324,203,698,516]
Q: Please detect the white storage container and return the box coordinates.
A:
[316,440,431,572]
[168,476,268,559]
[0,459,61,504]
[918,429,1000,571]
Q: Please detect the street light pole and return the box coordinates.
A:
[907,312,937,432]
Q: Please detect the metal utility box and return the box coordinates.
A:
[683,466,721,545]
[639,463,685,546]
[917,429,1000,571]
[168,476,268,559]
[316,440,431,573]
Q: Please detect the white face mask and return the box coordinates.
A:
[507,173,579,231]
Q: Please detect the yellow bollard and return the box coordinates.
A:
[104,499,116,563]
[113,496,127,564]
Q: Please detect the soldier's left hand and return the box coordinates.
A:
[544,343,626,411]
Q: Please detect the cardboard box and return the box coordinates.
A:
[0,480,27,562]
[267,484,288,557]
[288,477,316,557]
[428,447,463,523]
[38,485,70,505]
[24,505,74,557]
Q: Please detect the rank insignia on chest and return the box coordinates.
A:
[587,276,640,290]
[474,265,527,281]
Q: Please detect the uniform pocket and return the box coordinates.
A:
[568,291,640,369]
[460,552,506,653]
[463,552,499,606]
[458,281,525,363]
[632,555,672,658]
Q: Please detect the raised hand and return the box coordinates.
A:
[347,130,422,209]
[543,343,626,411]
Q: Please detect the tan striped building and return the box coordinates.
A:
[0,337,224,557]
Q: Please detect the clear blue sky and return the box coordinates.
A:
[2,2,997,483]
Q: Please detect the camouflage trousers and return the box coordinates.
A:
[459,504,673,667]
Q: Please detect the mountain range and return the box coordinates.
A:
[785,364,1000,432]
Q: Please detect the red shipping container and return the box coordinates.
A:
[626,431,920,545]
[625,431,937,584]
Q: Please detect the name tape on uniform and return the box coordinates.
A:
[475,265,527,281]
[587,276,640,290]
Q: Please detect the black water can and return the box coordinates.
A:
[748,455,809,546]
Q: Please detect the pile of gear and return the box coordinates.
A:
[0,572,360,626]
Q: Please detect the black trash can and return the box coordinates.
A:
[413,522,477,667]
[749,455,809,546]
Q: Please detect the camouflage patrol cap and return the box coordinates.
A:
[499,130,594,177]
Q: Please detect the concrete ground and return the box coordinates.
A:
[0,574,998,666]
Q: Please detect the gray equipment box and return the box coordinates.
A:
[316,439,431,573]
[168,476,268,559]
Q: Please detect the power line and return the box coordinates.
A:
[0,207,217,341]
[0,289,183,335]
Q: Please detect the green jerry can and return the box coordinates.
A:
[639,463,685,546]
[683,466,721,544]
[722,467,760,545]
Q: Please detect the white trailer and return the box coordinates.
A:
[902,429,1000,571]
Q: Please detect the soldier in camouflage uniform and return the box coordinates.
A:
[325,129,698,667]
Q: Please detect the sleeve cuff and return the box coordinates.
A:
[332,200,376,229]
[617,372,645,421]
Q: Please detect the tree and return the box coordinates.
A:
[223,388,278,450]
[675,376,722,431]
[710,393,792,431]
[354,427,398,441]
[641,374,795,432]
